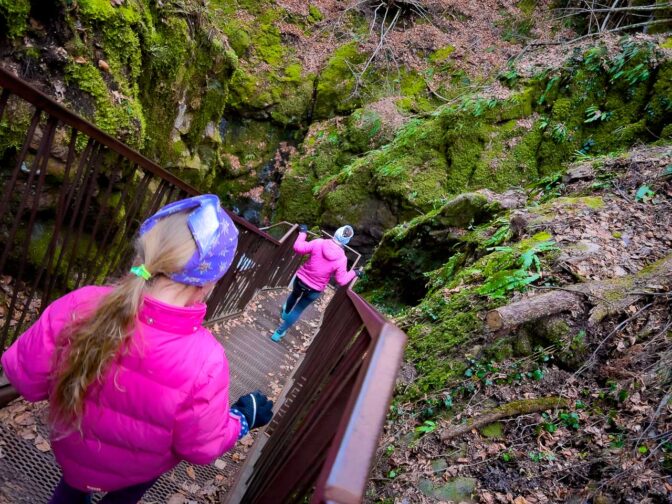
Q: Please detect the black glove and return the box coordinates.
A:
[355,268,365,279]
[232,391,273,429]
[298,224,308,233]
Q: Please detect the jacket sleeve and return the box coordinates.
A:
[172,348,242,465]
[334,255,357,287]
[1,299,63,402]
[292,232,315,255]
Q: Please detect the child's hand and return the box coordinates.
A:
[232,390,273,430]
[298,224,308,233]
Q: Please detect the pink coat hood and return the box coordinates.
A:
[1,286,241,492]
[294,232,356,291]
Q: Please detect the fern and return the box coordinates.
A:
[480,240,558,299]
[551,123,569,143]
[584,105,612,123]
[478,269,541,299]
[484,223,512,247]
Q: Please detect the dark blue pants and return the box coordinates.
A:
[278,278,321,332]
[48,477,157,504]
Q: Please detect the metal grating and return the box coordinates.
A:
[0,423,237,503]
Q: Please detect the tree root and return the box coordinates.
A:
[440,396,568,441]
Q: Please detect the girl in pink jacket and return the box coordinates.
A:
[1,195,273,503]
[271,225,361,342]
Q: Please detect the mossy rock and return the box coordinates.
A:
[313,42,367,119]
[0,0,29,38]
[65,62,146,147]
[479,422,504,439]
[434,477,477,502]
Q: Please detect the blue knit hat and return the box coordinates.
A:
[333,225,354,246]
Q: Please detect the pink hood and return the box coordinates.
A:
[1,286,241,492]
[293,232,356,291]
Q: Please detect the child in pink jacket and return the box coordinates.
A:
[1,195,273,503]
[271,225,361,342]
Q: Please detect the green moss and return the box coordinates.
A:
[646,60,672,132]
[314,42,367,119]
[662,38,672,50]
[65,62,146,148]
[479,422,504,438]
[186,79,228,145]
[430,45,455,63]
[26,221,105,289]
[77,0,117,22]
[345,109,383,151]
[224,22,252,57]
[308,4,324,22]
[517,0,538,15]
[255,23,284,66]
[0,0,29,38]
[550,196,605,210]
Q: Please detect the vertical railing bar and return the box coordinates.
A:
[76,156,118,287]
[56,142,102,287]
[0,116,57,347]
[146,179,170,216]
[0,109,41,225]
[28,127,78,308]
[0,114,54,272]
[44,138,95,301]
[0,89,10,121]
[105,171,153,277]
[63,144,104,287]
[86,162,134,284]
[252,332,367,500]
[250,313,364,484]
[163,183,177,205]
[15,126,76,333]
[259,316,363,460]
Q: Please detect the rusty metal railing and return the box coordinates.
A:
[0,66,406,503]
[224,286,406,503]
[0,67,304,344]
[0,66,200,348]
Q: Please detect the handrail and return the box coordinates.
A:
[0,66,199,196]
[0,66,285,248]
[319,322,406,503]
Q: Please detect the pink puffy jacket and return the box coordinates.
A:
[1,285,241,492]
[294,232,356,291]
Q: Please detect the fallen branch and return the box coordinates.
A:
[440,396,568,441]
[486,253,672,332]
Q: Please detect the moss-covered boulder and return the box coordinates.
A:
[361,191,511,304]
[278,38,672,244]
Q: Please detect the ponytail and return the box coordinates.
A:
[51,212,196,428]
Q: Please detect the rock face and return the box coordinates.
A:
[2,3,670,237]
[278,39,672,248]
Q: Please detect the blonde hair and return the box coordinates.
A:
[51,212,196,427]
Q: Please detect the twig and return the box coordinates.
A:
[635,386,672,449]
[440,396,568,441]
[575,301,654,376]
[600,0,621,32]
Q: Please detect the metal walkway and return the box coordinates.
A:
[0,288,330,504]
[0,66,406,504]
